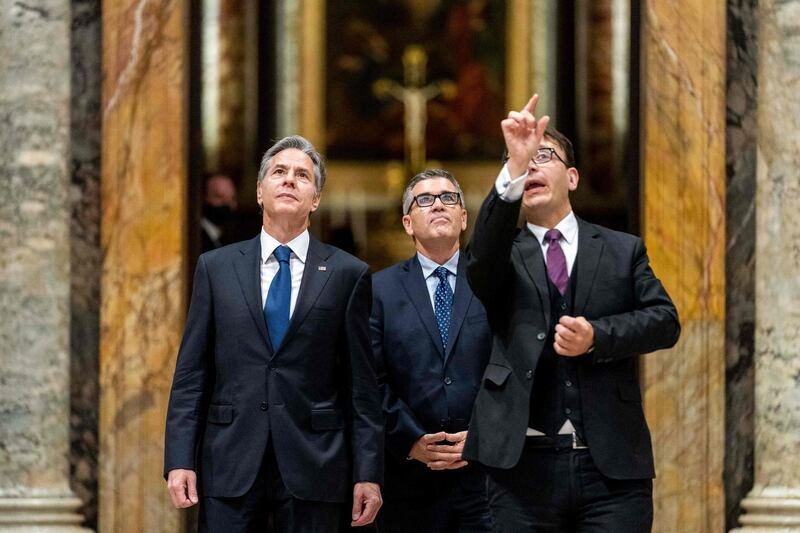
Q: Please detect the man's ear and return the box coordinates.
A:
[567,167,580,191]
[460,207,467,231]
[310,192,321,212]
[402,214,414,237]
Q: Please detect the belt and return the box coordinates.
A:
[525,432,589,450]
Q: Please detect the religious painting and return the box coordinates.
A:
[325,0,507,161]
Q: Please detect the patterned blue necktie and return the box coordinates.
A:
[264,245,292,350]
[434,266,454,350]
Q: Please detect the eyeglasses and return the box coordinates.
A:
[502,147,569,166]
[532,147,568,166]
[409,191,461,211]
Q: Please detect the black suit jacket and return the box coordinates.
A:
[164,234,384,501]
[371,254,491,462]
[463,190,680,480]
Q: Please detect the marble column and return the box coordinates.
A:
[0,0,90,530]
[100,1,188,532]
[735,0,800,529]
[640,1,726,531]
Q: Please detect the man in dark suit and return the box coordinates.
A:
[463,95,681,532]
[371,169,493,532]
[164,135,384,532]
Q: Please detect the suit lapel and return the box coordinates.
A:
[573,218,604,316]
[401,256,445,357]
[233,235,271,349]
[514,228,551,327]
[275,236,332,355]
[444,254,471,363]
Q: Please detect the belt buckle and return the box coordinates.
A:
[571,432,588,450]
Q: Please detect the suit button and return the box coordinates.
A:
[565,408,572,415]
[444,377,453,385]
[260,401,268,411]
[561,302,567,310]
[526,370,533,380]
[537,332,546,341]
[268,362,275,370]
[565,380,573,387]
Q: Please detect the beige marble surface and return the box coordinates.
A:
[99,1,187,531]
[640,1,726,531]
[736,0,800,528]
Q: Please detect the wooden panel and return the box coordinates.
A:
[100,1,188,531]
[640,1,726,531]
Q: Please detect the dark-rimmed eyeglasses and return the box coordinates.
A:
[409,191,461,211]
[532,147,568,166]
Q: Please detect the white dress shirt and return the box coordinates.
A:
[259,228,309,317]
[417,250,459,311]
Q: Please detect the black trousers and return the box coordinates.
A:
[377,463,493,533]
[198,441,342,533]
[487,445,652,532]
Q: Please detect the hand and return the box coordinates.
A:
[424,431,469,471]
[408,432,466,470]
[167,468,198,509]
[554,316,594,356]
[351,481,382,527]
[501,93,551,177]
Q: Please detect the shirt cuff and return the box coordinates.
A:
[494,163,528,202]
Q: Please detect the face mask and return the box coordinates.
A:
[203,204,232,225]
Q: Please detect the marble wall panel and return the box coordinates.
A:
[640,1,726,531]
[100,1,188,531]
[724,0,758,529]
[70,0,102,529]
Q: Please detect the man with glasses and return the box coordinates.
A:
[371,169,493,532]
[463,95,680,531]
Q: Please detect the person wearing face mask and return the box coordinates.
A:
[370,169,493,532]
[462,94,681,532]
[201,173,238,252]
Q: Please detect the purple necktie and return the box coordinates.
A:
[544,229,568,295]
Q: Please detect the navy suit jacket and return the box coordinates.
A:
[371,253,491,463]
[164,234,384,501]
[463,189,680,479]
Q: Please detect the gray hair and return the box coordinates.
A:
[402,168,465,215]
[257,135,326,193]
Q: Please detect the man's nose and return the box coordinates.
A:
[431,198,446,210]
[282,171,297,185]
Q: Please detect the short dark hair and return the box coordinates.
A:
[543,128,576,168]
[500,127,576,168]
[402,168,464,215]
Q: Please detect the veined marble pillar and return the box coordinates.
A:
[735,0,800,529]
[0,1,89,530]
[640,1,726,531]
[100,1,188,531]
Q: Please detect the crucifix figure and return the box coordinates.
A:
[373,45,456,174]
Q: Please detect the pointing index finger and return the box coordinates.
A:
[523,93,539,114]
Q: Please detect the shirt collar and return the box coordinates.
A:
[526,211,578,246]
[417,249,460,279]
[260,227,310,264]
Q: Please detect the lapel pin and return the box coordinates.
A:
[318,266,327,271]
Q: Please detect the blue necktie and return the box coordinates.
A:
[434,266,454,350]
[264,245,291,350]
